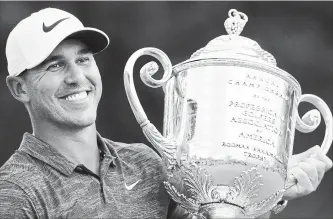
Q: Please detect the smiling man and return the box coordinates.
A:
[0,8,172,218]
[0,7,332,219]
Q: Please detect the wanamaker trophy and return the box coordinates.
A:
[123,9,333,218]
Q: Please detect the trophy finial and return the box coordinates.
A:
[224,9,248,36]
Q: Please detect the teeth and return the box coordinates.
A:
[65,92,88,101]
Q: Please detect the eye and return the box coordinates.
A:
[77,56,91,64]
[46,62,65,72]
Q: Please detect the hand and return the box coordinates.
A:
[282,145,332,200]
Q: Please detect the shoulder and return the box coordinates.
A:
[0,176,38,218]
[0,178,30,199]
[0,150,46,200]
[0,151,40,183]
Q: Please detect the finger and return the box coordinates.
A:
[285,172,297,189]
[303,157,326,184]
[314,153,333,172]
[300,145,321,158]
[284,167,314,199]
[291,166,315,195]
[291,145,321,163]
[297,161,318,188]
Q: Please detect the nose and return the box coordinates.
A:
[64,64,86,85]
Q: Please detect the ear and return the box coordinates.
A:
[6,75,30,103]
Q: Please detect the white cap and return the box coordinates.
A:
[6,8,110,76]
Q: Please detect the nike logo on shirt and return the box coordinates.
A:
[43,17,70,33]
[124,179,141,191]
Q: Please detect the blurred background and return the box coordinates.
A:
[0,2,332,218]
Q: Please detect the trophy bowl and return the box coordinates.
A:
[123,9,332,218]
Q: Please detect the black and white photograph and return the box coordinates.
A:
[0,2,332,219]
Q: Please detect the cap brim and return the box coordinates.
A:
[66,27,109,55]
[23,27,109,75]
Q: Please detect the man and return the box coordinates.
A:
[0,7,332,219]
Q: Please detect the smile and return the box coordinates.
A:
[64,91,89,101]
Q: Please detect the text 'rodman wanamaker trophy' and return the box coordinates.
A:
[124,9,333,218]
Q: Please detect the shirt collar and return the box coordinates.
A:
[18,132,116,176]
[96,132,116,162]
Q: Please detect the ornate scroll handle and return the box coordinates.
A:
[124,47,177,169]
[295,94,332,155]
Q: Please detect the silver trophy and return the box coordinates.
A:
[124,9,332,218]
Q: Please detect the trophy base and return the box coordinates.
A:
[198,202,245,219]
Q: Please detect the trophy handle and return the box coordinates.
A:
[124,47,177,169]
[295,94,333,155]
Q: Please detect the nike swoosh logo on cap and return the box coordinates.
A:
[124,179,141,191]
[43,17,70,33]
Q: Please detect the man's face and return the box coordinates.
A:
[23,39,102,129]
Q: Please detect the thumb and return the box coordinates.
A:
[293,145,321,161]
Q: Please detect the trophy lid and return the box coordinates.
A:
[171,9,301,94]
[189,9,277,66]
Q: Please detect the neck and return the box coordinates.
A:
[32,122,100,175]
